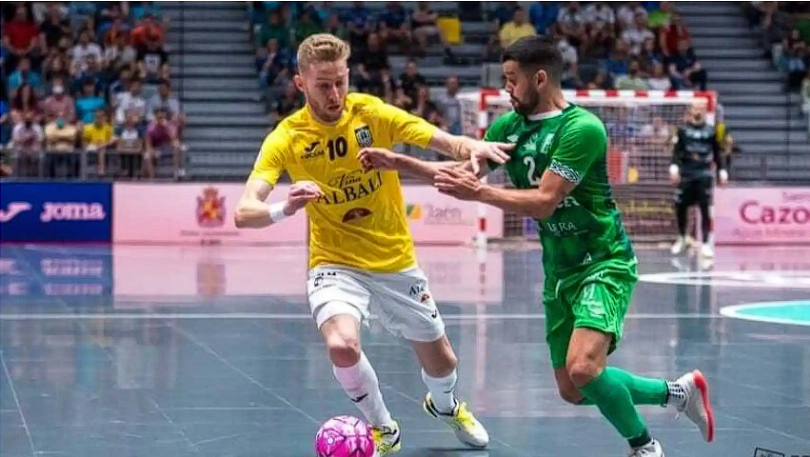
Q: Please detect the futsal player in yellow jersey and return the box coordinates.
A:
[235,34,512,455]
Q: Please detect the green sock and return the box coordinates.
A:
[577,367,669,406]
[578,367,652,446]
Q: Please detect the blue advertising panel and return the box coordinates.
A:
[0,246,114,306]
[0,182,112,242]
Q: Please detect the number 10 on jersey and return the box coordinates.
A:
[328,137,348,161]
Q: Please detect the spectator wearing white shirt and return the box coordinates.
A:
[621,12,655,55]
[114,78,147,126]
[557,1,587,46]
[11,112,44,177]
[647,61,672,90]
[71,30,103,71]
[146,79,184,138]
[104,33,137,75]
[584,2,615,29]
[618,1,648,29]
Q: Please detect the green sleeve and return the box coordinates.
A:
[482,113,513,171]
[548,116,607,186]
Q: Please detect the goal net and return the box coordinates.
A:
[458,89,717,245]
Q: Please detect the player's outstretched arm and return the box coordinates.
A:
[358,148,487,183]
[234,179,323,229]
[435,167,572,220]
[427,129,512,174]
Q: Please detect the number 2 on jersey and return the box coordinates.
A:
[523,156,541,186]
[328,137,348,161]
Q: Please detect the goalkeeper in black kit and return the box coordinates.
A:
[669,102,728,258]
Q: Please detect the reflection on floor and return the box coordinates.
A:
[1,245,808,457]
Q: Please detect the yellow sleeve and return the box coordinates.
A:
[375,102,439,148]
[248,126,292,186]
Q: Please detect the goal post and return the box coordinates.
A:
[458,89,718,245]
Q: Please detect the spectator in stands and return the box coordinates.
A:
[2,5,42,71]
[582,22,615,60]
[44,111,80,178]
[114,78,146,126]
[640,116,672,145]
[436,75,462,135]
[499,7,537,49]
[647,61,672,90]
[638,38,662,73]
[42,45,70,84]
[104,32,137,77]
[660,13,690,58]
[617,1,647,29]
[104,18,129,47]
[269,80,304,128]
[648,1,674,28]
[258,38,293,105]
[0,98,10,146]
[108,67,132,103]
[10,83,41,126]
[411,2,453,60]
[782,43,807,92]
[556,2,587,46]
[42,77,76,124]
[144,107,183,179]
[615,59,649,90]
[116,111,145,179]
[377,2,411,52]
[6,57,43,94]
[345,1,373,56]
[410,85,443,129]
[72,30,103,72]
[396,59,426,111]
[75,80,106,124]
[131,13,165,48]
[256,10,289,50]
[40,3,71,53]
[605,40,630,79]
[801,69,810,119]
[668,39,707,90]
[11,111,43,177]
[324,14,347,41]
[584,2,615,29]
[147,79,184,140]
[84,109,115,176]
[136,34,169,84]
[586,69,612,89]
[354,33,391,97]
[72,54,106,95]
[622,12,655,56]
[294,10,323,47]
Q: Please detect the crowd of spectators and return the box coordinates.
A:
[1,1,185,180]
[250,1,707,142]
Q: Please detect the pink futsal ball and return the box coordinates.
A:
[315,415,375,457]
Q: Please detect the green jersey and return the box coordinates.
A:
[484,105,635,281]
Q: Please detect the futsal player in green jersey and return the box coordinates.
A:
[357,36,715,456]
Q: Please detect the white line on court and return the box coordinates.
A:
[0,312,722,321]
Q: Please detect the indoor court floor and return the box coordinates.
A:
[1,244,808,457]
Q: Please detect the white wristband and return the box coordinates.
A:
[669,164,679,177]
[268,202,288,223]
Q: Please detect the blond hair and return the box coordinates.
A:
[297,33,351,70]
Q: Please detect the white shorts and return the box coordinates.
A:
[307,265,446,343]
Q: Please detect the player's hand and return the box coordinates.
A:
[718,169,729,186]
[358,147,397,172]
[284,180,323,215]
[466,139,513,175]
[434,167,483,201]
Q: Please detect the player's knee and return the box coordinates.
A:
[566,355,601,387]
[326,335,361,367]
[558,385,584,404]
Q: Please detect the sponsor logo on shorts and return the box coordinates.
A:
[409,281,432,305]
[312,271,338,289]
[196,187,225,228]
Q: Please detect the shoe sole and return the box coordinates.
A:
[692,370,715,442]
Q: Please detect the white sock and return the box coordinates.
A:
[421,369,458,414]
[333,352,394,428]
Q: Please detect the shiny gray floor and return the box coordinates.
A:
[1,245,809,457]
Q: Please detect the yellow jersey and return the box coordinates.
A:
[250,93,438,272]
[84,123,113,146]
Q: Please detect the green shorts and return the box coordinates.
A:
[544,259,638,369]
